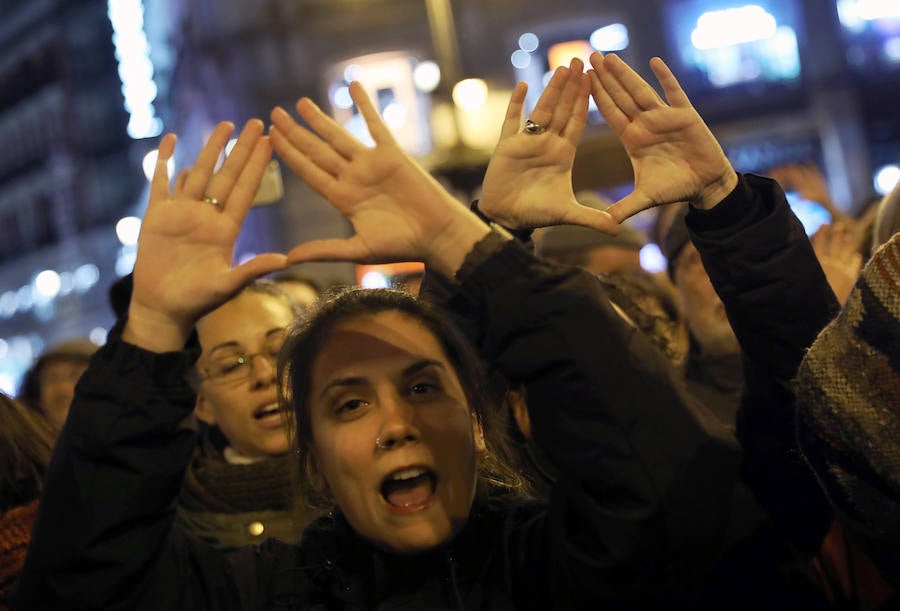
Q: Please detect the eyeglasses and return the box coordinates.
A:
[199,329,287,386]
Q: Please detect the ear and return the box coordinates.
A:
[507,388,531,440]
[304,452,328,493]
[470,412,487,453]
[194,394,217,426]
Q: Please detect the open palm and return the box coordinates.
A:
[589,53,737,221]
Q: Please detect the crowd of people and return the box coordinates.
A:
[0,51,897,610]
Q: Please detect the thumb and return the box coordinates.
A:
[226,253,289,290]
[605,191,657,224]
[287,237,372,264]
[563,204,620,235]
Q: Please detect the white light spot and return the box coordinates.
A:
[225,138,238,155]
[142,149,175,182]
[361,271,389,289]
[640,244,667,274]
[58,272,74,296]
[590,23,630,52]
[0,292,17,319]
[74,264,100,292]
[0,374,14,396]
[109,0,162,139]
[34,270,61,299]
[16,286,34,312]
[856,0,900,21]
[116,216,142,246]
[452,78,488,112]
[884,36,900,61]
[518,32,540,53]
[382,102,407,128]
[343,64,363,83]
[11,337,33,361]
[413,60,441,92]
[511,49,532,69]
[115,249,136,277]
[333,85,354,110]
[874,164,900,195]
[0,339,7,359]
[90,327,108,345]
[691,5,778,50]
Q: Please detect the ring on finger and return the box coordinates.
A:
[523,119,547,135]
[202,194,221,206]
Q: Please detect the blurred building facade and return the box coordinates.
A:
[1,0,899,391]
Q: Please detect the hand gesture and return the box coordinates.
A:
[767,163,847,221]
[478,58,618,235]
[270,83,488,277]
[125,121,287,352]
[811,221,863,303]
[588,53,737,222]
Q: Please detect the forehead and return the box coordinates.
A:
[310,310,452,386]
[197,291,293,350]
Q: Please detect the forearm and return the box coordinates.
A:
[16,325,200,608]
[686,173,840,553]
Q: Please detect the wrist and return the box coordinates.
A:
[693,170,739,211]
[122,301,193,353]
[424,210,491,278]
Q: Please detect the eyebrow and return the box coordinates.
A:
[207,327,285,355]
[319,359,445,399]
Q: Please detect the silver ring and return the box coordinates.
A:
[523,119,546,135]
[202,194,220,206]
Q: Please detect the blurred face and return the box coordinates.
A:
[306,310,483,555]
[194,291,294,457]
[39,358,88,428]
[673,243,739,357]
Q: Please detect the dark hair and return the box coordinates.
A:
[0,393,57,513]
[278,287,531,510]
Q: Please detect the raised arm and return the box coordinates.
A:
[271,73,738,605]
[15,121,285,610]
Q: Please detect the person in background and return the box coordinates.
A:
[17,339,97,430]
[269,269,320,311]
[0,394,56,609]
[178,280,316,551]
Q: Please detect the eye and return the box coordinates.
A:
[212,356,247,375]
[408,381,441,397]
[336,398,368,414]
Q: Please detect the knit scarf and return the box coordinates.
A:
[179,440,294,514]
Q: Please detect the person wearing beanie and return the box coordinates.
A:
[795,232,900,603]
[535,191,646,274]
[17,338,98,430]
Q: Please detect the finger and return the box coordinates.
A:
[604,54,664,110]
[287,237,372,264]
[173,169,191,197]
[149,133,177,206]
[649,57,691,108]
[270,127,340,200]
[561,73,591,143]
[528,66,568,127]
[222,136,272,222]
[594,55,640,119]
[206,119,264,203]
[605,191,658,224]
[349,81,397,146]
[182,122,235,199]
[548,58,584,133]
[588,70,629,133]
[225,253,290,292]
[561,204,620,236]
[499,82,528,140]
[296,97,362,159]
[271,107,346,176]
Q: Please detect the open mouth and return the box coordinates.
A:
[380,467,437,511]
[253,403,281,421]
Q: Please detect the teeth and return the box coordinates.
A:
[258,404,279,416]
[390,468,427,481]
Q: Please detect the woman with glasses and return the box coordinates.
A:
[15,58,739,609]
[175,280,316,551]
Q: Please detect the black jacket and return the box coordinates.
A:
[14,235,736,610]
[685,174,840,555]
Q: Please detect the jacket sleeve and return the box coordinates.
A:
[685,173,840,554]
[12,324,245,610]
[428,235,740,606]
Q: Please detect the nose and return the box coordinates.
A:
[248,353,277,389]
[375,392,420,451]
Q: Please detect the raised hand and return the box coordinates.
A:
[588,53,737,222]
[767,163,848,221]
[478,58,618,235]
[811,221,863,303]
[124,120,287,352]
[270,83,488,277]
